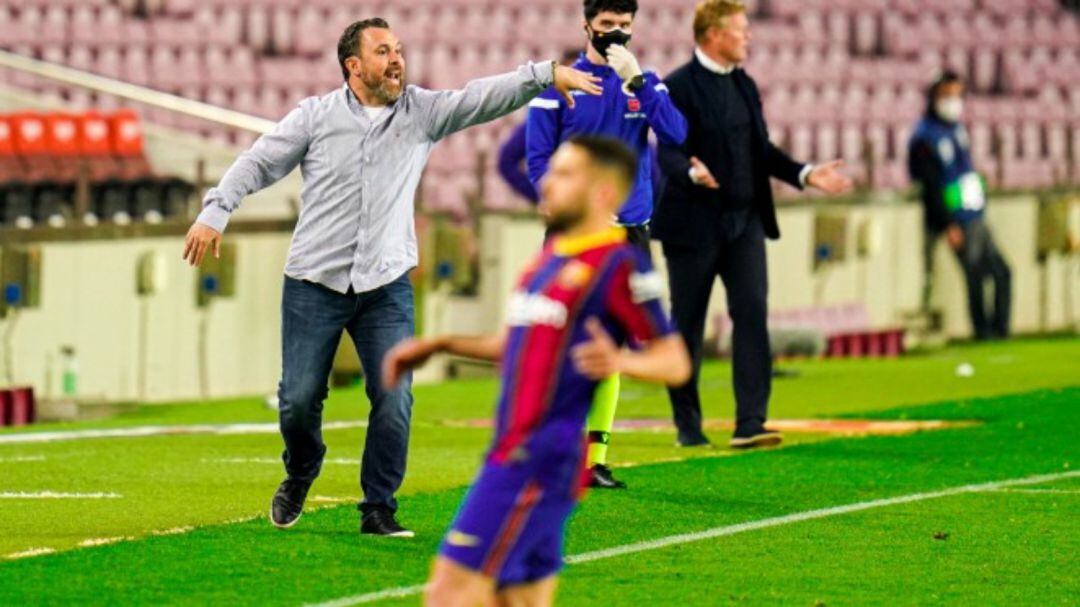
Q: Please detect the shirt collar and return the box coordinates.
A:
[552,227,627,257]
[576,53,615,76]
[695,47,737,75]
[344,83,391,118]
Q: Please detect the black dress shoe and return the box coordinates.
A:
[270,478,311,529]
[729,428,784,450]
[676,433,712,448]
[360,507,415,538]
[588,464,627,489]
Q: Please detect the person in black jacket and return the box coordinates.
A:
[654,0,852,449]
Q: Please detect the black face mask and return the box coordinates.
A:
[588,27,632,58]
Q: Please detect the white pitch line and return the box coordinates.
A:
[986,488,1080,495]
[5,547,57,559]
[0,421,367,445]
[0,455,46,463]
[0,491,121,499]
[78,536,132,548]
[304,469,1080,607]
[309,496,362,504]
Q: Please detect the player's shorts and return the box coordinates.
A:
[439,461,578,587]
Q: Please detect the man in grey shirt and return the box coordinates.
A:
[182,18,601,537]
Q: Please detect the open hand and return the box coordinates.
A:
[182,222,222,267]
[690,156,720,189]
[807,160,854,195]
[946,224,965,251]
[571,318,620,380]
[553,65,603,109]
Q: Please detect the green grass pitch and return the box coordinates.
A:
[0,337,1077,605]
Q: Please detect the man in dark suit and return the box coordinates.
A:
[653,0,852,449]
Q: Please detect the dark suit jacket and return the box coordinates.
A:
[653,55,806,246]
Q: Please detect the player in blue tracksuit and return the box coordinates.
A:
[525,0,687,490]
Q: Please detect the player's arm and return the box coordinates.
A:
[525,89,563,190]
[572,251,690,386]
[417,63,600,142]
[497,125,539,204]
[183,104,311,266]
[604,46,686,147]
[572,319,690,386]
[636,72,688,147]
[382,332,508,389]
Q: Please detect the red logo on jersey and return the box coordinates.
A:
[627,98,641,112]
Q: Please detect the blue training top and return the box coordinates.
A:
[525,53,688,226]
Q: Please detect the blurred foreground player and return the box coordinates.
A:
[383,136,690,606]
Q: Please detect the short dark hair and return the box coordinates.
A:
[925,69,964,116]
[337,18,390,81]
[566,135,639,188]
[583,0,639,22]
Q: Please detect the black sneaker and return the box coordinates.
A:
[729,428,784,450]
[270,478,311,529]
[360,507,415,538]
[588,464,627,489]
[676,433,712,448]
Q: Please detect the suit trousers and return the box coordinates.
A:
[661,211,771,442]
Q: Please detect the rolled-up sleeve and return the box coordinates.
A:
[415,61,555,142]
[196,104,311,233]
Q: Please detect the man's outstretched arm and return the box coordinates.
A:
[417,62,602,142]
[183,104,311,266]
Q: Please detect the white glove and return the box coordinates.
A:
[606,44,642,84]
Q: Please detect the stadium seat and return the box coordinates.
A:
[0,0,1074,213]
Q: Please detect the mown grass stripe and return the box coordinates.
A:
[306,469,1079,607]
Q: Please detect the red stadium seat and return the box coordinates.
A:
[109,110,154,180]
[0,116,26,184]
[43,113,82,182]
[77,112,123,182]
[10,113,58,183]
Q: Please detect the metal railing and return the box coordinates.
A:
[0,49,275,134]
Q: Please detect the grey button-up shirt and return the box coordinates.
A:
[197,61,556,294]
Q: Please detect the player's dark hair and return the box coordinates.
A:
[584,0,639,22]
[338,18,391,81]
[567,135,639,188]
[925,69,963,118]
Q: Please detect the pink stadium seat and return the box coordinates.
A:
[815,123,840,161]
[163,0,198,17]
[270,7,296,55]
[245,5,271,52]
[294,6,326,57]
[0,0,1072,209]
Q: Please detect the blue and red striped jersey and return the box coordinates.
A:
[486,227,675,478]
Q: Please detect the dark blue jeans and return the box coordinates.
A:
[277,273,414,514]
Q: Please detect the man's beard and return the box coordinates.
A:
[543,206,586,234]
[361,68,405,104]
